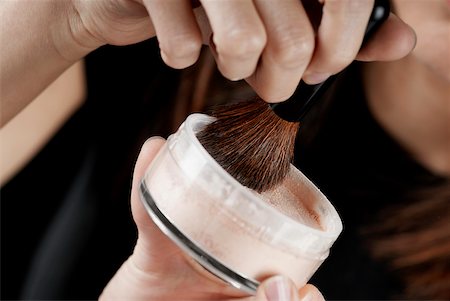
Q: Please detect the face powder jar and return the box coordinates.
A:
[140,113,342,294]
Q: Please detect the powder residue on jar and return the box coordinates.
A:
[258,168,323,231]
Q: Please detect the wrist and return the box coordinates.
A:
[51,0,105,63]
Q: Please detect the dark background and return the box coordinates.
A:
[2,37,441,299]
[1,39,183,299]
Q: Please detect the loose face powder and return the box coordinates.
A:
[140,114,342,293]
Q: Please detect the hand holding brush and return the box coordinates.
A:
[198,0,393,193]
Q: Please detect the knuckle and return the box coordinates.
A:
[269,29,315,68]
[328,48,358,71]
[325,0,373,14]
[214,27,267,59]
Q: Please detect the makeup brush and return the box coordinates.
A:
[197,0,390,193]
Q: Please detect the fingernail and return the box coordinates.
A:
[144,136,164,145]
[303,72,330,85]
[299,292,314,301]
[298,287,324,301]
[264,276,292,301]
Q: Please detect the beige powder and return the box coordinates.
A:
[144,149,330,287]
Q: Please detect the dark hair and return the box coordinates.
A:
[361,181,450,298]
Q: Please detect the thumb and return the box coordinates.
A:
[357,13,416,61]
[129,137,184,271]
[130,137,166,233]
[247,276,324,301]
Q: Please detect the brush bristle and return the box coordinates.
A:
[197,98,299,193]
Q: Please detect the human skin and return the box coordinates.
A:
[0,0,416,127]
[102,2,450,298]
[364,0,450,176]
[99,137,325,301]
[0,0,418,298]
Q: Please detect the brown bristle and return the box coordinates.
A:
[197,98,299,193]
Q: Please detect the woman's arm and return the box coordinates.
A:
[1,0,415,128]
[0,61,86,186]
[0,1,92,127]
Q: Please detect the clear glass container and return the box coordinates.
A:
[140,113,342,294]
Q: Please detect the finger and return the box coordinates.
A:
[239,278,324,301]
[246,0,314,102]
[356,13,416,61]
[303,0,375,84]
[130,137,166,232]
[130,137,187,272]
[200,0,267,80]
[142,0,202,69]
[243,276,300,301]
[298,284,325,301]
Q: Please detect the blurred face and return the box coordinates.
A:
[392,0,450,82]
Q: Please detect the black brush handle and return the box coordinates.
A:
[270,0,390,122]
